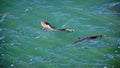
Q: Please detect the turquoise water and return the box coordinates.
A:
[0,0,120,68]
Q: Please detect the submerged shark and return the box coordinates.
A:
[73,34,103,44]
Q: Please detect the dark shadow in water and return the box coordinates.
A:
[104,1,120,17]
[107,2,120,13]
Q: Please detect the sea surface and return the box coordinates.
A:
[0,0,120,68]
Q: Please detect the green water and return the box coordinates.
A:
[0,0,120,68]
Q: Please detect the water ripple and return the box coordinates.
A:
[0,36,5,40]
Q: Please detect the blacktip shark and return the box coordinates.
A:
[40,20,74,32]
[73,34,103,44]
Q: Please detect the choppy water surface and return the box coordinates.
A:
[0,0,120,68]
